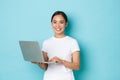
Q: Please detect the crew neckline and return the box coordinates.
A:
[52,36,68,40]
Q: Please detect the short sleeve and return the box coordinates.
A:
[71,39,80,53]
[42,41,47,52]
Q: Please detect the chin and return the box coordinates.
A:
[54,31,61,33]
[55,32,62,35]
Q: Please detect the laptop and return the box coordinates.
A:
[19,41,54,64]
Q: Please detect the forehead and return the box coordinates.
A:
[53,15,65,20]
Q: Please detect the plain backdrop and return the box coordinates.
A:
[0,0,120,80]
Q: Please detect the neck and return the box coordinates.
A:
[54,34,66,38]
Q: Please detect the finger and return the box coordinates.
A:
[31,62,36,64]
[31,62,34,63]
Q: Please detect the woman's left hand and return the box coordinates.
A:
[49,56,63,63]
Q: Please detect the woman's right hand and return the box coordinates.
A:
[31,62,43,66]
[31,62,46,66]
[31,62,48,70]
[31,62,39,64]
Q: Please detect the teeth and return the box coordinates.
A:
[56,29,60,31]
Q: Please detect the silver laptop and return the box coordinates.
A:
[19,41,54,64]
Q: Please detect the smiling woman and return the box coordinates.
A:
[51,11,68,38]
[32,11,80,80]
[0,0,120,80]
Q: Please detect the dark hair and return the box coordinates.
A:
[51,11,68,22]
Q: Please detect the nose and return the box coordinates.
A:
[56,23,60,28]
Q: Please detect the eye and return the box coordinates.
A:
[60,21,65,24]
[53,21,56,24]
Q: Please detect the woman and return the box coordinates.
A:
[33,11,80,80]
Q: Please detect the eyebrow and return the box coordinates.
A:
[52,20,65,22]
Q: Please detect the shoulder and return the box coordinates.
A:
[66,36,78,43]
[43,36,54,44]
[66,36,79,47]
[67,36,80,52]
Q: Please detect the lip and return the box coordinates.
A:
[54,28,61,31]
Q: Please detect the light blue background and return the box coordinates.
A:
[0,0,120,80]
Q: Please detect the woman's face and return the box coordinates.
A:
[52,15,67,35]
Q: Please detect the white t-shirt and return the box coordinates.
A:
[42,36,80,80]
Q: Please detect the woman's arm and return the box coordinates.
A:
[32,51,48,70]
[38,51,48,70]
[50,51,80,70]
[62,51,80,70]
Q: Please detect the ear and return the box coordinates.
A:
[65,22,68,27]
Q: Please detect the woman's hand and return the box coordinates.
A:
[49,56,63,63]
[31,62,43,66]
[31,62,48,70]
[31,52,49,70]
[31,62,39,64]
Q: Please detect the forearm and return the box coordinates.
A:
[37,63,48,70]
[61,60,80,70]
[50,56,80,70]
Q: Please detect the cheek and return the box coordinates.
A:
[52,24,55,28]
[61,24,66,28]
